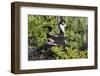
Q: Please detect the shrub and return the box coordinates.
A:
[28,15,88,60]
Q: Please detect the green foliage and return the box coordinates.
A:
[28,15,59,47]
[51,46,68,59]
[28,15,88,60]
[51,46,88,59]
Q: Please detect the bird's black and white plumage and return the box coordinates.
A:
[58,18,66,35]
[58,18,67,44]
[43,17,67,46]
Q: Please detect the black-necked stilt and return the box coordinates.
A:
[46,17,67,45]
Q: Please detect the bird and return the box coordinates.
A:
[46,17,67,45]
[58,18,67,44]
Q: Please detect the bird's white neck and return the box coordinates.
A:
[60,24,66,34]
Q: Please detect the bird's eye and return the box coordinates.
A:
[62,22,65,24]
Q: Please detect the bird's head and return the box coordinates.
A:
[59,17,66,26]
[60,20,66,25]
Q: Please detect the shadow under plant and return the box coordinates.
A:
[28,15,88,61]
